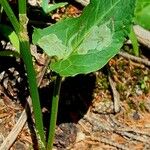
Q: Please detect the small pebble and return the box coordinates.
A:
[132,111,140,120]
[14,141,26,150]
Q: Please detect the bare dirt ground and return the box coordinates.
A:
[0,1,150,150]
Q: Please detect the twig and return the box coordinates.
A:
[84,113,113,132]
[109,115,150,144]
[115,130,150,144]
[117,126,150,138]
[80,114,129,150]
[108,76,120,113]
[0,57,50,150]
[109,114,150,138]
[119,51,150,67]
[91,135,129,150]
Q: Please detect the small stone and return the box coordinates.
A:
[132,111,140,120]
[14,141,26,150]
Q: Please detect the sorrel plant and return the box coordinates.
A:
[0,0,136,149]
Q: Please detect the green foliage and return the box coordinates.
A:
[42,0,67,14]
[0,24,20,52]
[0,0,46,148]
[134,0,150,30]
[33,0,136,77]
[37,33,67,60]
[0,0,136,149]
[139,76,149,93]
[129,25,139,56]
[0,24,20,57]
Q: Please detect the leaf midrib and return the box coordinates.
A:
[72,0,121,54]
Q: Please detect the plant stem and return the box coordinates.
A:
[0,0,19,33]
[1,0,46,147]
[47,75,62,150]
[20,40,46,146]
[18,0,46,146]
[129,25,139,56]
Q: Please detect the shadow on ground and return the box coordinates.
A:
[40,73,96,125]
[39,73,96,148]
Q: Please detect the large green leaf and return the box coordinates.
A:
[134,0,150,30]
[33,0,135,77]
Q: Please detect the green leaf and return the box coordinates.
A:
[134,0,150,30]
[37,34,68,59]
[33,0,135,77]
[76,22,113,54]
[0,24,20,53]
[42,1,68,13]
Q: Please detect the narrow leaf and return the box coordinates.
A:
[0,24,20,53]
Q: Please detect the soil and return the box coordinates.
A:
[0,1,150,150]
